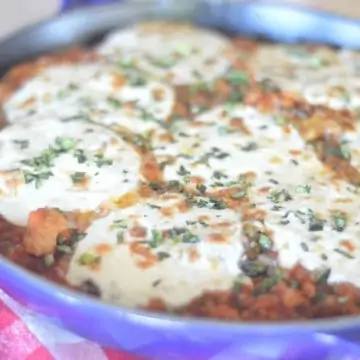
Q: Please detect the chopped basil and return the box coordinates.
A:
[300,242,309,252]
[196,184,207,194]
[147,203,161,209]
[107,96,122,109]
[324,142,351,160]
[113,219,128,229]
[218,126,231,136]
[149,181,162,191]
[127,72,147,87]
[148,230,164,248]
[152,279,162,287]
[225,70,249,86]
[241,142,258,152]
[290,279,300,289]
[212,171,227,180]
[21,137,79,188]
[308,217,324,232]
[208,198,227,210]
[70,172,86,184]
[338,296,349,303]
[268,188,293,203]
[316,268,331,284]
[23,170,53,188]
[295,184,312,194]
[233,274,247,310]
[117,59,134,69]
[57,83,78,99]
[231,190,247,199]
[43,254,55,267]
[167,180,184,192]
[80,280,101,297]
[240,259,268,278]
[55,137,76,151]
[157,251,171,261]
[12,139,29,149]
[332,213,347,232]
[56,244,72,254]
[259,78,279,93]
[131,134,152,150]
[253,274,282,296]
[94,153,113,167]
[258,234,273,251]
[148,56,176,69]
[182,229,200,244]
[274,116,286,126]
[116,231,125,244]
[334,248,355,259]
[177,165,190,176]
[69,230,86,244]
[78,252,101,266]
[74,149,87,163]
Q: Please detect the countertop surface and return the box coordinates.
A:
[0,0,58,40]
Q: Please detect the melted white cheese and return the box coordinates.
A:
[153,105,307,192]
[67,194,243,308]
[4,63,175,135]
[3,30,360,307]
[98,24,233,85]
[0,117,141,225]
[251,44,360,111]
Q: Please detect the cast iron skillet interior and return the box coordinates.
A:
[2,1,360,336]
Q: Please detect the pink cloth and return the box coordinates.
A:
[0,289,138,360]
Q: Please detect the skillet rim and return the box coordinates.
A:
[0,0,360,333]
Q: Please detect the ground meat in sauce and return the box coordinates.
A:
[2,24,360,322]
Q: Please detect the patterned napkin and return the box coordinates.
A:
[0,288,137,360]
[2,286,360,360]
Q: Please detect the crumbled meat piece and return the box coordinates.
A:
[23,208,70,256]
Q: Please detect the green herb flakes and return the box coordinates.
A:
[56,244,72,254]
[182,229,200,244]
[157,251,171,261]
[177,165,190,176]
[116,231,125,244]
[334,248,355,259]
[295,184,312,194]
[240,260,268,278]
[316,268,331,284]
[231,190,247,199]
[149,230,164,248]
[70,172,86,184]
[13,139,29,149]
[113,219,128,229]
[78,252,101,266]
[43,254,55,267]
[55,137,76,151]
[331,212,347,232]
[226,70,249,86]
[107,96,122,109]
[241,142,258,152]
[258,234,273,251]
[24,171,53,188]
[94,153,113,167]
[268,188,293,203]
[196,184,207,194]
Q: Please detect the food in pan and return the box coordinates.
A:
[1,22,360,321]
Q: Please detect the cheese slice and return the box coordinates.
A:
[67,193,243,308]
[98,23,233,85]
[0,117,141,225]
